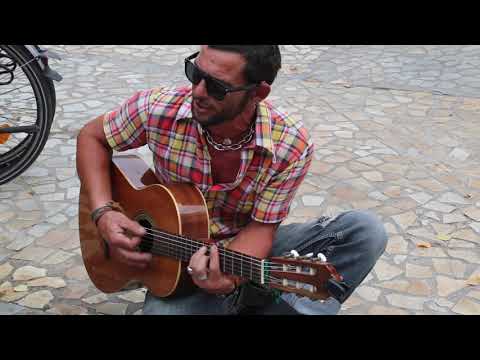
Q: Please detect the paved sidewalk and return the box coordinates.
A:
[0,45,479,315]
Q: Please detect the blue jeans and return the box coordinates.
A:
[143,210,388,315]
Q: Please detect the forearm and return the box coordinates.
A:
[76,116,113,211]
[226,221,277,280]
[220,221,276,288]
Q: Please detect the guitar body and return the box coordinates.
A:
[79,154,210,298]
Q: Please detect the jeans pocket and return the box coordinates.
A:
[295,232,339,255]
[314,216,331,229]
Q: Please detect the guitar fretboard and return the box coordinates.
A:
[139,228,265,284]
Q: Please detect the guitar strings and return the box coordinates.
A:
[141,231,301,275]
[142,227,263,264]
[143,243,268,283]
[136,241,284,285]
[138,235,318,289]
[141,228,287,271]
[141,233,282,280]
[142,227,264,266]
[140,229,304,277]
[106,224,324,287]
[141,226,291,270]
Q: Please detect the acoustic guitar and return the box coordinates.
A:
[79,154,343,300]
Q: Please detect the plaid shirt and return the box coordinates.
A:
[104,86,313,240]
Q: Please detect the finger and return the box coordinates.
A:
[129,236,144,249]
[108,229,134,249]
[190,246,208,266]
[118,247,152,263]
[120,216,146,238]
[208,245,221,280]
[114,248,152,268]
[109,216,146,250]
[191,247,210,276]
[108,229,138,250]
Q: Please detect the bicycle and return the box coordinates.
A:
[0,45,62,186]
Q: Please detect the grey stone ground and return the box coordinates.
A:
[1,45,479,315]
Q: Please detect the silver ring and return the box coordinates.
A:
[187,266,193,274]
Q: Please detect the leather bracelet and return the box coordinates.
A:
[90,201,124,226]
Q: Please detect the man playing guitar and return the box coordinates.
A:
[76,45,388,315]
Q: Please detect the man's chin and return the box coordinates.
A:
[193,112,228,127]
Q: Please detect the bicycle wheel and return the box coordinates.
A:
[0,45,54,185]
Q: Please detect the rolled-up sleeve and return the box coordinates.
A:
[252,144,313,223]
[103,89,153,151]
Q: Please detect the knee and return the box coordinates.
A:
[340,210,388,260]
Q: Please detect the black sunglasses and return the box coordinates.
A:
[184,52,257,101]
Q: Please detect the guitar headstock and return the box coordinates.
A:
[266,251,343,301]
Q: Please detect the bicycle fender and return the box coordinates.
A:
[24,45,63,82]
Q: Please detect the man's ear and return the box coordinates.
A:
[253,81,271,103]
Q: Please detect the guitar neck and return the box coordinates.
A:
[141,228,267,284]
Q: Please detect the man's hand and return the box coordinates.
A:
[96,210,151,269]
[188,245,237,295]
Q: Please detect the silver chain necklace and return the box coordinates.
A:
[203,123,255,151]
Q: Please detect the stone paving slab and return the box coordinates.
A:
[0,45,479,315]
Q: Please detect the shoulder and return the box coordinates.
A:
[126,86,193,125]
[145,86,192,110]
[262,100,313,162]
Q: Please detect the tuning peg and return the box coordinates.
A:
[316,253,327,262]
[290,250,300,258]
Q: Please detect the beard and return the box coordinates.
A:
[193,92,251,128]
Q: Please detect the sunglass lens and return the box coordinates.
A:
[185,62,201,85]
[185,61,227,101]
[205,81,226,101]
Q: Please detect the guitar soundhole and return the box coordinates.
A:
[138,218,154,253]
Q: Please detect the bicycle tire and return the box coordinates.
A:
[46,78,56,122]
[0,44,54,185]
[32,45,56,121]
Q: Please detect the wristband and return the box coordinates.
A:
[90,201,124,226]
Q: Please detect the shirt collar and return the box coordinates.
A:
[174,91,276,161]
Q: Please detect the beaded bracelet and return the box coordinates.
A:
[90,200,124,226]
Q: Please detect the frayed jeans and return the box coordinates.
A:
[143,210,388,315]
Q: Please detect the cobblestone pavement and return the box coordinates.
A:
[1,45,479,315]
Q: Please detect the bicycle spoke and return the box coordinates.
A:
[0,54,37,71]
[0,69,28,81]
[0,69,29,84]
[0,118,35,126]
[0,83,34,97]
[1,137,22,146]
[1,138,24,151]
[0,96,37,106]
[0,105,37,113]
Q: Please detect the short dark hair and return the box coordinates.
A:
[207,45,281,85]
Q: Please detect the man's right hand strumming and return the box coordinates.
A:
[96,210,151,269]
[77,115,151,270]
